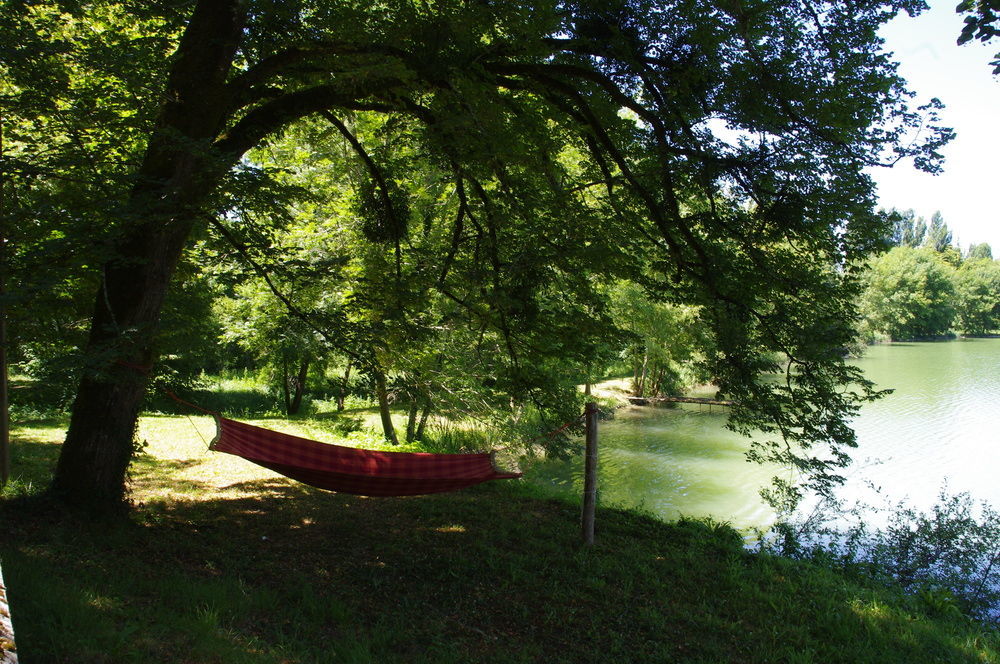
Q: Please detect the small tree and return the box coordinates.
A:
[609,281,710,398]
[923,211,954,254]
[216,281,326,416]
[967,242,993,261]
[888,209,927,248]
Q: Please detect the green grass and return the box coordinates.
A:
[2,412,998,663]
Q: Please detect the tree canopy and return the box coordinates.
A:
[1,0,954,508]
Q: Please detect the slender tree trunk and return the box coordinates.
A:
[373,368,398,445]
[287,359,309,415]
[282,356,292,414]
[0,117,8,488]
[405,388,418,443]
[636,350,649,397]
[51,0,247,507]
[650,366,664,397]
[336,361,352,411]
[0,230,8,490]
[415,400,432,442]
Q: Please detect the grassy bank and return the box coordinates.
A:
[2,412,998,663]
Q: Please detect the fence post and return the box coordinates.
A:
[581,401,598,546]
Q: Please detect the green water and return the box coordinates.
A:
[526,338,1000,529]
[842,338,1000,512]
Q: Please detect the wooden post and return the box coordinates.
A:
[581,401,598,546]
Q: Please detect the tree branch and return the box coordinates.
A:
[226,42,413,107]
[205,215,369,369]
[213,81,407,158]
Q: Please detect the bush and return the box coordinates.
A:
[758,487,1000,623]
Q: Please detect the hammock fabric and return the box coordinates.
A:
[211,417,521,497]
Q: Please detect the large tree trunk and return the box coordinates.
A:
[52,216,201,505]
[51,0,247,507]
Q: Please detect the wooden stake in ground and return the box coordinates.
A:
[581,401,598,546]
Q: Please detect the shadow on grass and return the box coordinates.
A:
[3,440,61,497]
[3,433,221,500]
[127,455,221,496]
[2,471,997,664]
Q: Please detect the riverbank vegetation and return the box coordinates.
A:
[858,210,1000,341]
[3,406,998,663]
[760,485,1000,626]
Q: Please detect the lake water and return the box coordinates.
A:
[525,338,1000,530]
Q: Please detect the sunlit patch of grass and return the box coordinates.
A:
[433,524,466,534]
[2,417,66,499]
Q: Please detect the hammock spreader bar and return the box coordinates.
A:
[211,417,521,497]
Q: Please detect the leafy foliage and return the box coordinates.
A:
[888,208,928,248]
[858,230,1000,339]
[957,0,1000,74]
[968,243,994,261]
[761,488,1000,623]
[859,247,957,340]
[953,258,1000,335]
[924,211,955,254]
[609,281,710,398]
[2,0,959,505]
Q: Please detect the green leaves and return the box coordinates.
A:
[356,172,411,245]
[953,257,1000,335]
[8,0,964,502]
[860,247,958,340]
[957,0,1000,73]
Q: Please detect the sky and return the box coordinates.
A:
[870,0,1000,251]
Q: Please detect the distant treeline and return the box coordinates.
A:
[859,210,1000,341]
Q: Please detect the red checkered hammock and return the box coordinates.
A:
[210,417,521,497]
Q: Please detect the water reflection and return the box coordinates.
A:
[840,338,1000,513]
[526,404,778,530]
[527,338,1000,531]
